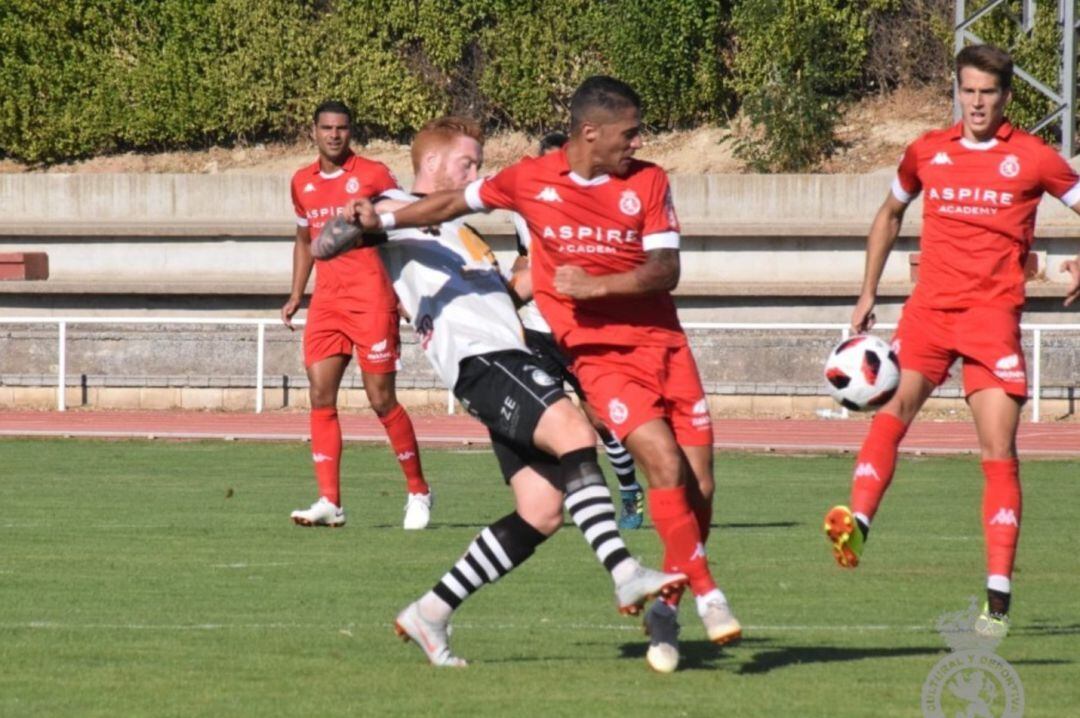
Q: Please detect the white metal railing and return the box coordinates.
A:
[1,317,1078,422]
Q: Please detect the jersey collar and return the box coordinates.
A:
[554,149,611,187]
[948,120,1015,150]
[314,150,356,178]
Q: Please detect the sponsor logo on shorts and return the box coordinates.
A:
[529,368,557,387]
[993,354,1024,382]
[367,337,393,362]
[619,189,641,216]
[998,154,1020,178]
[608,398,629,425]
[691,397,711,428]
[854,462,880,481]
[989,507,1018,526]
[345,176,361,194]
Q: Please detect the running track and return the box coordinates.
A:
[0,410,1077,457]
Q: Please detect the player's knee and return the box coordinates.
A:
[308,386,337,409]
[368,393,398,416]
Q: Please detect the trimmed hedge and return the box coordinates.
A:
[0,0,1068,165]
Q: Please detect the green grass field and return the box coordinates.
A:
[0,438,1076,717]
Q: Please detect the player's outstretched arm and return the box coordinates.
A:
[853,193,908,333]
[345,189,472,232]
[554,249,679,300]
[282,225,313,330]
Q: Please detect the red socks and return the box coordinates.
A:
[379,404,429,495]
[649,485,716,596]
[982,458,1021,585]
[310,407,342,506]
[850,411,909,522]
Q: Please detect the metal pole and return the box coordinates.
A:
[1032,328,1042,423]
[57,321,66,412]
[447,388,454,415]
[255,322,266,414]
[1063,0,1077,156]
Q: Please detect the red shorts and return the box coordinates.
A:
[302,303,400,373]
[571,343,713,446]
[893,302,1026,399]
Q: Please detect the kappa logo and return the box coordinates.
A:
[989,507,1018,526]
[619,189,642,216]
[608,398,629,425]
[690,543,707,561]
[312,453,334,463]
[345,176,360,194]
[371,338,389,353]
[396,451,416,462]
[692,398,708,415]
[930,152,952,165]
[302,182,316,193]
[999,154,1020,178]
[854,462,881,481]
[535,187,563,203]
[995,354,1019,370]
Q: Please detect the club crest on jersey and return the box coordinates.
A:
[619,190,641,216]
[608,398,629,425]
[998,154,1020,178]
[345,177,361,194]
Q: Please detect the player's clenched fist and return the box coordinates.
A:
[343,197,379,229]
[554,264,598,299]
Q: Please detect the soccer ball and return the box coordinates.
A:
[823,334,900,411]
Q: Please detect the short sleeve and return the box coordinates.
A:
[370,163,401,195]
[642,169,680,251]
[892,142,922,204]
[1036,146,1080,206]
[290,177,308,227]
[471,162,521,212]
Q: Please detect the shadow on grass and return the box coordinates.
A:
[736,645,941,674]
[616,638,760,671]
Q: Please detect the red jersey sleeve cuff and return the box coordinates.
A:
[643,231,680,251]
[464,179,488,212]
[891,176,916,204]
[1060,181,1080,208]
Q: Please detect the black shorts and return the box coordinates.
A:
[524,329,585,397]
[454,350,566,482]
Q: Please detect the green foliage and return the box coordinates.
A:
[731,0,894,171]
[0,0,737,164]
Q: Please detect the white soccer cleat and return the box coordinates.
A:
[394,601,467,667]
[643,601,680,673]
[403,492,433,530]
[290,497,346,527]
[700,598,742,645]
[615,566,688,616]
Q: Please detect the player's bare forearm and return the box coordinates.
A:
[387,190,471,229]
[554,249,679,299]
[859,195,907,300]
[506,264,533,306]
[282,227,314,329]
[311,216,369,259]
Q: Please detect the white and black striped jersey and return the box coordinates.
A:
[378,190,527,388]
[508,211,552,334]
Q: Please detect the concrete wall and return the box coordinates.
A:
[2,172,1078,289]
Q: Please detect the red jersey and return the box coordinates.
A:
[892,121,1080,310]
[465,149,684,349]
[290,152,400,311]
